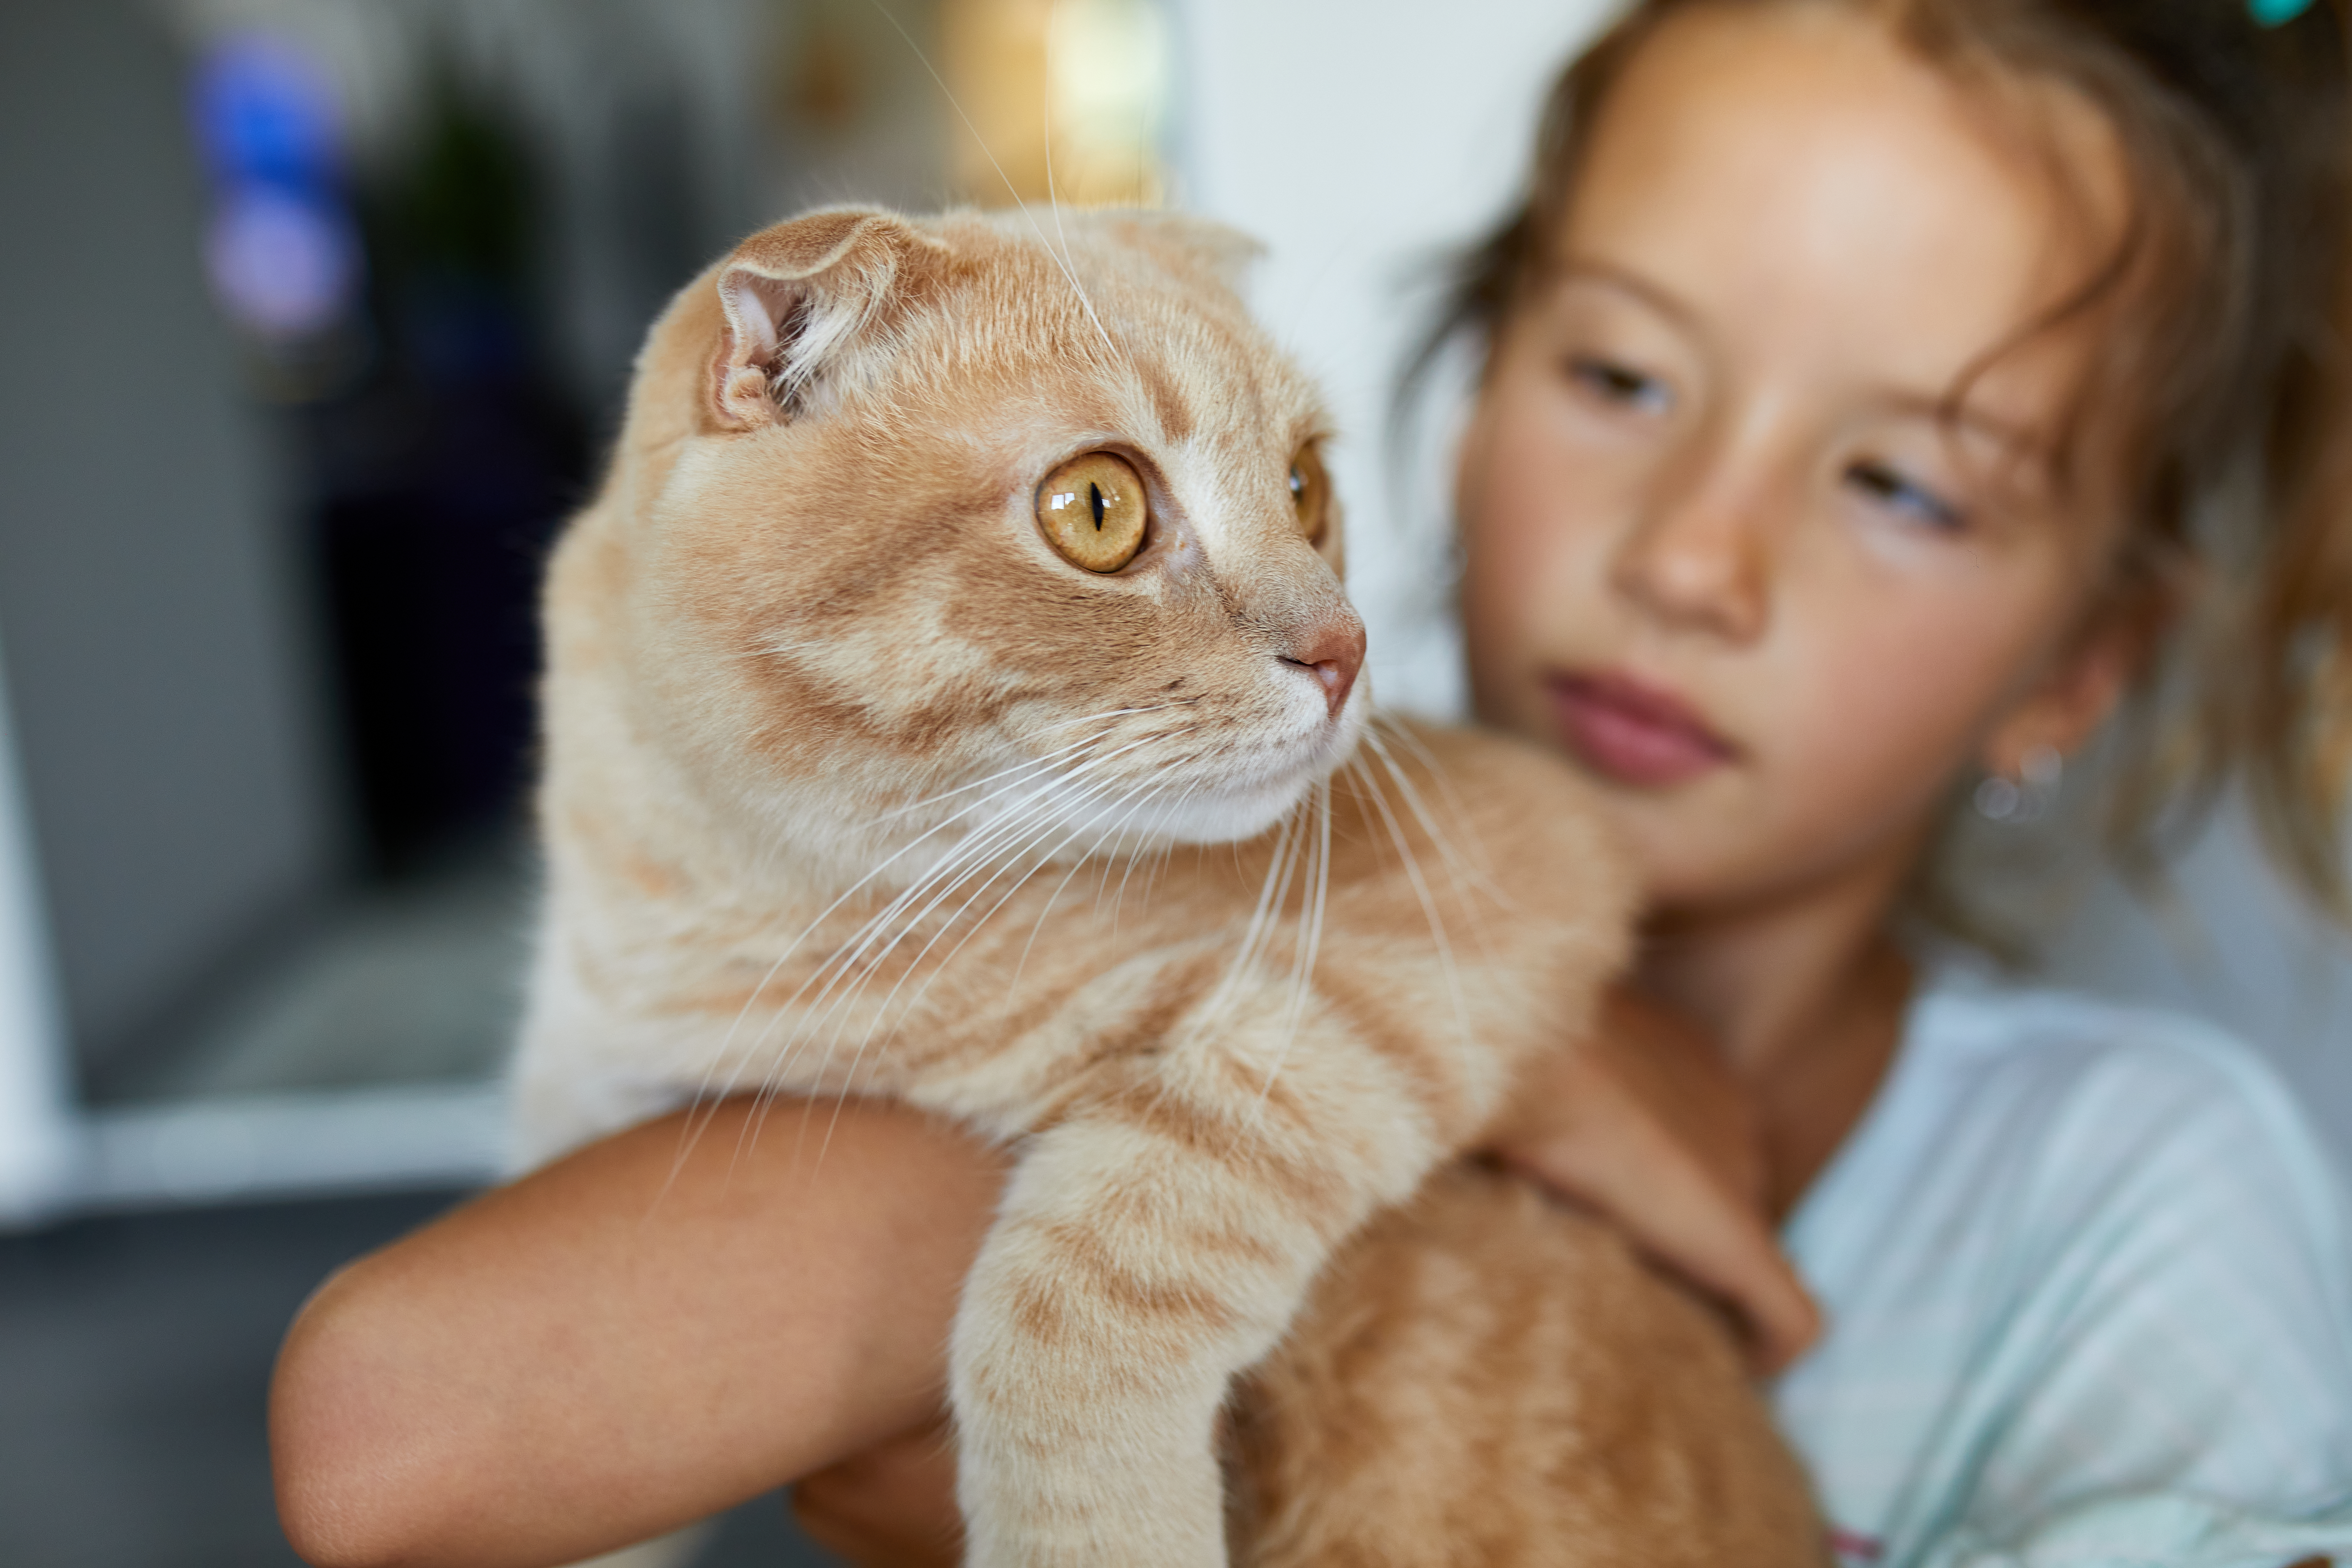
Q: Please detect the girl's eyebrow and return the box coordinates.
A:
[1547,257,2043,458]
[1546,256,1701,332]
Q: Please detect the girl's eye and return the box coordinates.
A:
[1845,458,1964,532]
[1565,355,1671,414]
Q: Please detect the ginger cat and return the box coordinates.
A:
[516,205,1822,1567]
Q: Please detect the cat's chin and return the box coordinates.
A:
[1150,783,1314,847]
[1147,726,1363,847]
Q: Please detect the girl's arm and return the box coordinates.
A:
[271,1097,1008,1568]
[272,990,1811,1568]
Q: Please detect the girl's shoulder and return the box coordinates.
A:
[1780,971,2352,1552]
[1795,969,2352,1337]
[1903,971,2313,1117]
[1818,972,2350,1262]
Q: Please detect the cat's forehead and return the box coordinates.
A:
[915,212,1331,451]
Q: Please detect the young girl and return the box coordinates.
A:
[271,1,2352,1564]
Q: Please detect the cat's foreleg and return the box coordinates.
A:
[950,1031,1449,1568]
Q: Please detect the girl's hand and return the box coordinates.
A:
[1483,986,1822,1373]
[791,1419,962,1568]
[793,987,1822,1568]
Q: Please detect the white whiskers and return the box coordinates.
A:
[671,707,1488,1183]
[668,721,1200,1172]
[862,0,1122,365]
[1341,731,1472,1068]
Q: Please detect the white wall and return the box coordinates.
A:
[1171,0,2352,1174]
[1176,0,1619,718]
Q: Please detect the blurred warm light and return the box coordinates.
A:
[941,0,1169,208]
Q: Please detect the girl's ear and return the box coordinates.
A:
[1976,595,2157,779]
[709,208,940,430]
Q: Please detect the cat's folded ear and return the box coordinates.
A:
[709,208,939,431]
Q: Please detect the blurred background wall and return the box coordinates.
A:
[1,0,345,1115]
[0,0,2346,1224]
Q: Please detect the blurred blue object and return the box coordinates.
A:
[192,32,362,340]
[191,31,342,191]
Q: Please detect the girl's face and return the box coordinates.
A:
[1458,1,2136,916]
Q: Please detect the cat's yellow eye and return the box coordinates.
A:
[1288,443,1331,546]
[1036,451,1148,573]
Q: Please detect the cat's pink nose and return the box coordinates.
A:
[1282,619,1366,720]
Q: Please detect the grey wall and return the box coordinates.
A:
[0,0,347,1083]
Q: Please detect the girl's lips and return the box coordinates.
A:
[1545,670,1737,787]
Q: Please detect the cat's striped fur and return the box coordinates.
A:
[516,206,1821,1566]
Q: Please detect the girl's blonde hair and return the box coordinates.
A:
[1425,0,2352,919]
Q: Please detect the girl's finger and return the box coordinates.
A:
[1502,1111,1822,1374]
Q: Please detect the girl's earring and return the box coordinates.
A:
[1974,744,2063,825]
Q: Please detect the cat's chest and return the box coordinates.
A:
[559,840,1274,1092]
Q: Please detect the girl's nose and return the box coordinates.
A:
[1610,442,1780,643]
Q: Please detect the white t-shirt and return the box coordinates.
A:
[1773,975,2352,1567]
